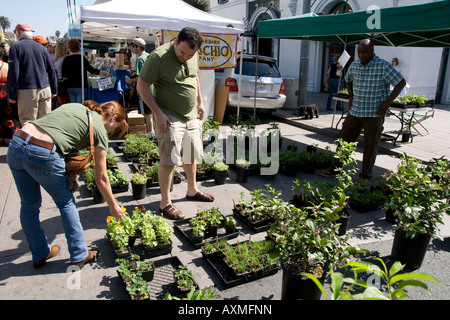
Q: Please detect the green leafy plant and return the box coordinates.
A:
[303,258,441,300]
[165,287,216,300]
[384,153,449,240]
[174,265,196,292]
[213,162,229,171]
[131,172,147,185]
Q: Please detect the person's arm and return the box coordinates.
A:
[196,76,205,120]
[93,146,125,220]
[7,46,18,103]
[377,78,406,117]
[136,77,171,133]
[346,81,353,111]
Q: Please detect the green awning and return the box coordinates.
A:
[258,1,450,47]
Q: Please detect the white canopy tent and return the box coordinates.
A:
[79,0,244,42]
[77,0,244,118]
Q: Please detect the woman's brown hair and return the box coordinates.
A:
[83,100,128,137]
[67,38,81,53]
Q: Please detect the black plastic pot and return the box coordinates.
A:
[337,212,351,236]
[402,131,411,143]
[214,170,227,185]
[280,259,324,300]
[92,188,105,204]
[236,167,249,183]
[132,182,146,200]
[391,229,431,269]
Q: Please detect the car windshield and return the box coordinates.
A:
[235,59,281,78]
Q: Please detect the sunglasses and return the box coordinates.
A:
[183,62,189,77]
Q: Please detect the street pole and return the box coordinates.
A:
[297,0,311,106]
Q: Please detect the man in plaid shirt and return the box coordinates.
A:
[321,39,406,183]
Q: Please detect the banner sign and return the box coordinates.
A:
[68,24,82,38]
[162,30,239,69]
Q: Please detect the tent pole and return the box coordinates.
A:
[297,0,311,107]
[81,25,85,103]
[237,39,244,119]
[254,38,259,117]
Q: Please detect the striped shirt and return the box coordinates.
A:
[345,55,403,118]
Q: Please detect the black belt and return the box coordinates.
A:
[15,130,56,151]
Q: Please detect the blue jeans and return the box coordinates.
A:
[326,78,342,111]
[7,134,88,263]
[67,87,89,104]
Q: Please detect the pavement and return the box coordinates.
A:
[1,92,449,303]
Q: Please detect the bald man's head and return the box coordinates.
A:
[357,39,375,65]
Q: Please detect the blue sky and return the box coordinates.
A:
[2,0,95,38]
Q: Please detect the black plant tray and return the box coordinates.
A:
[111,183,129,194]
[232,207,274,233]
[202,242,279,288]
[108,235,172,260]
[174,216,239,249]
[118,256,198,300]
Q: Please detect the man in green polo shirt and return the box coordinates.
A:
[320,39,406,183]
[137,27,214,220]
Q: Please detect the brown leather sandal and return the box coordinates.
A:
[185,190,215,202]
[160,204,185,220]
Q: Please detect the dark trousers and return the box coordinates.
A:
[334,114,384,180]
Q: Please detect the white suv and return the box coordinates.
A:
[215,54,286,112]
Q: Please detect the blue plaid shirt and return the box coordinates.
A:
[345,55,404,118]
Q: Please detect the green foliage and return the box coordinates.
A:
[131,172,147,185]
[303,258,442,300]
[384,153,449,239]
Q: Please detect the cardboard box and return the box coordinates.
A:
[128,125,146,134]
[127,112,145,125]
[214,85,229,124]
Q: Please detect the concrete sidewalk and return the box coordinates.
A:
[0,92,449,301]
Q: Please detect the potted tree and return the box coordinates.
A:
[384,153,450,269]
[131,172,147,200]
[267,202,365,300]
[213,162,228,185]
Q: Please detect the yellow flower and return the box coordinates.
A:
[106,216,113,223]
[115,225,121,229]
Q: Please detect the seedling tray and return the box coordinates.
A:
[174,216,239,249]
[118,256,198,300]
[232,208,274,233]
[202,241,279,288]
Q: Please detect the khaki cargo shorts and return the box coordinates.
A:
[155,115,203,166]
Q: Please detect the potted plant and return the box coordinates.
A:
[190,216,207,244]
[116,254,155,282]
[173,265,197,293]
[267,203,365,300]
[83,166,105,203]
[213,162,228,185]
[384,153,450,269]
[224,216,237,235]
[279,149,300,177]
[202,115,220,146]
[304,258,441,300]
[235,158,250,182]
[131,172,147,200]
[106,215,130,258]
